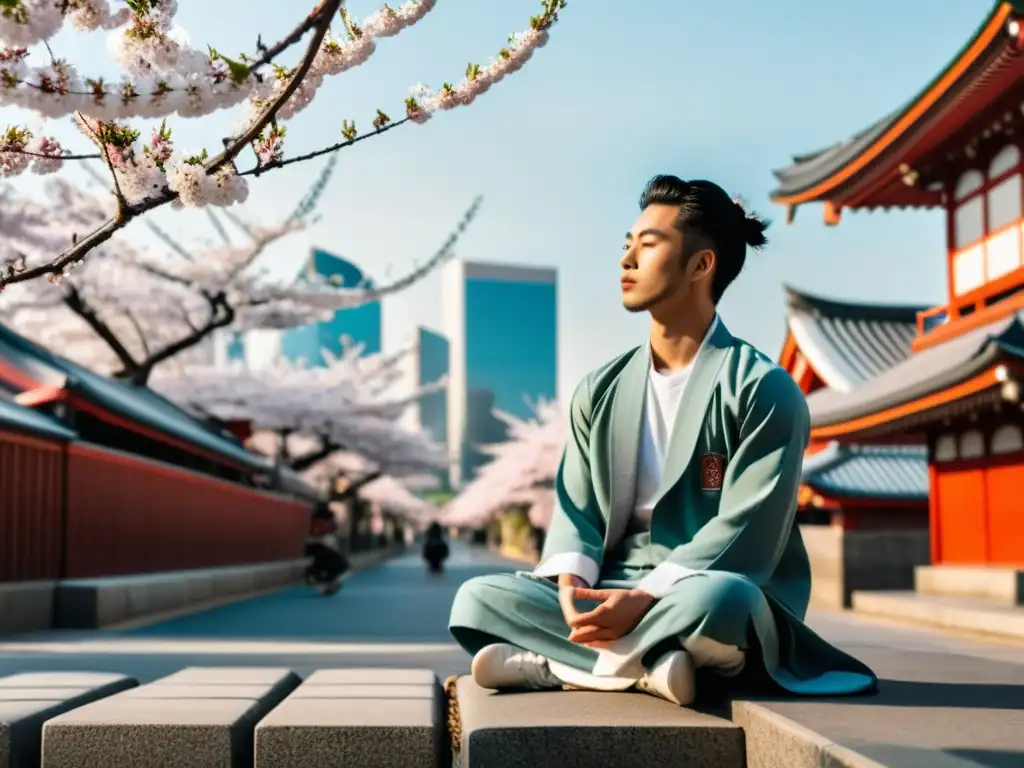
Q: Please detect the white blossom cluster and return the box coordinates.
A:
[153,342,449,477]
[440,399,564,528]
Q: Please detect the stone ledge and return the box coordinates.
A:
[851,590,1024,641]
[453,676,744,768]
[52,559,309,630]
[915,564,1024,605]
[255,667,446,768]
[0,672,136,768]
[732,700,886,768]
[41,667,300,768]
[0,582,57,636]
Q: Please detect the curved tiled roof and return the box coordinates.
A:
[807,308,1024,429]
[785,285,926,393]
[770,0,1019,202]
[771,111,899,199]
[0,323,271,472]
[802,442,928,501]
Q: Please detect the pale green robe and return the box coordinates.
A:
[449,318,877,695]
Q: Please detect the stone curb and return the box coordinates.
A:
[851,590,1024,642]
[732,701,888,768]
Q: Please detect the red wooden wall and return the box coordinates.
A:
[0,429,64,581]
[931,452,1024,564]
[1,430,310,582]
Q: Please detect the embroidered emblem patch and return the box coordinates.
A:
[700,453,725,491]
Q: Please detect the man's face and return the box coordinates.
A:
[620,204,711,314]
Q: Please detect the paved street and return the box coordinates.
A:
[0,544,515,683]
[1,543,1023,766]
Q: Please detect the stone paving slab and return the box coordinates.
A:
[852,590,1024,641]
[254,667,446,768]
[40,667,300,768]
[730,614,1024,768]
[0,672,136,768]
[453,676,744,768]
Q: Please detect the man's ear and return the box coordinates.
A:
[689,249,715,281]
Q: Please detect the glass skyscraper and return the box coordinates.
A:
[442,260,558,487]
[219,248,382,369]
[280,248,382,365]
[402,325,450,488]
[411,326,450,445]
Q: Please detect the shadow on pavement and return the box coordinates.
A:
[944,748,1024,768]
[832,679,1024,710]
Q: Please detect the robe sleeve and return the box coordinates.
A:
[637,367,809,598]
[532,375,605,587]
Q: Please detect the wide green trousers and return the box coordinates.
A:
[449,570,876,695]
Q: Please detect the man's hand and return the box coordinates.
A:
[557,573,587,625]
[566,587,655,648]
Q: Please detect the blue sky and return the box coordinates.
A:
[3,0,999,403]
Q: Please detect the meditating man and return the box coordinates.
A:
[448,175,877,705]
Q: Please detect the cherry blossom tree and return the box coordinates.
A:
[0,170,482,383]
[153,338,449,475]
[159,339,447,525]
[440,398,563,528]
[0,0,566,285]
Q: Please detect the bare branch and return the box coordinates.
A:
[63,284,139,373]
[144,220,196,262]
[123,308,151,358]
[290,434,343,472]
[2,149,101,161]
[206,210,232,245]
[135,292,236,384]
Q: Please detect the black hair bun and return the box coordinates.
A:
[733,198,769,249]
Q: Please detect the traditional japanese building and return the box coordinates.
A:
[778,286,930,528]
[772,0,1024,567]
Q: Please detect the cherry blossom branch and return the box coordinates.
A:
[0,3,338,286]
[205,0,343,174]
[244,0,343,78]
[240,117,408,177]
[0,0,565,287]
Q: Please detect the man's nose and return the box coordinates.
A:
[620,244,637,269]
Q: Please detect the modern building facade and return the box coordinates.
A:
[442,260,558,487]
[215,248,382,371]
[409,326,450,444]
[402,325,451,487]
[280,248,382,366]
